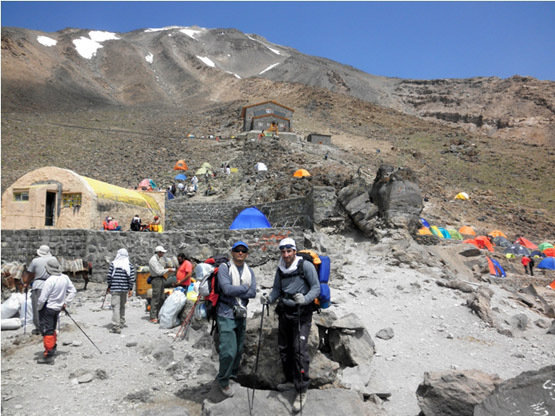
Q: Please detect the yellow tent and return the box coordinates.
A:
[455,192,469,200]
[418,227,433,236]
[293,169,311,177]
[459,226,476,236]
[430,226,443,237]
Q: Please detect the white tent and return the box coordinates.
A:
[254,162,268,172]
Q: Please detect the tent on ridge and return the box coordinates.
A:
[489,230,507,239]
[459,226,476,236]
[454,192,469,200]
[503,244,531,257]
[420,218,430,228]
[493,236,512,248]
[537,257,555,270]
[539,242,555,252]
[487,257,506,277]
[430,226,443,237]
[293,169,311,178]
[229,207,271,230]
[515,237,538,250]
[254,162,268,172]
[438,227,451,239]
[475,236,494,252]
[418,227,433,236]
[173,160,188,171]
[446,228,463,240]
[138,178,157,190]
[543,248,555,257]
[174,173,187,181]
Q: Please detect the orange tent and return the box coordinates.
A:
[489,230,507,238]
[515,237,538,250]
[418,227,433,236]
[173,160,188,171]
[475,236,494,252]
[543,248,555,257]
[293,169,311,177]
[459,226,476,236]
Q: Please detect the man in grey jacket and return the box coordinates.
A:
[261,238,320,413]
[148,245,174,323]
[23,245,54,335]
[215,241,256,398]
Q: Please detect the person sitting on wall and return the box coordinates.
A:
[130,214,142,232]
[267,122,279,137]
[103,216,122,231]
[149,216,161,232]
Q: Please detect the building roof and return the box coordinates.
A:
[240,101,295,118]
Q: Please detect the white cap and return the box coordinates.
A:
[279,238,296,250]
[155,245,167,253]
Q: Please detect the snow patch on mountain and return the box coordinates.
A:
[259,63,280,74]
[197,56,216,68]
[73,31,119,59]
[37,36,57,47]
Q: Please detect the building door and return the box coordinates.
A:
[45,192,56,226]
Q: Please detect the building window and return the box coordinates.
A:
[265,108,274,114]
[14,191,29,202]
[62,193,82,208]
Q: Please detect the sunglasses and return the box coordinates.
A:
[279,244,295,250]
[233,248,248,253]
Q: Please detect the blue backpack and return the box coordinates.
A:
[297,250,331,310]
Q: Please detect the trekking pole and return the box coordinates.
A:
[175,298,198,341]
[101,288,108,309]
[297,303,304,416]
[62,307,102,354]
[23,286,29,335]
[248,303,267,415]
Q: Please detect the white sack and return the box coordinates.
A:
[159,290,186,329]
[1,293,25,319]
[2,318,21,330]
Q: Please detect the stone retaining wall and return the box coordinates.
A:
[1,228,303,282]
[165,195,313,230]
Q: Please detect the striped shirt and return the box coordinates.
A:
[107,263,136,292]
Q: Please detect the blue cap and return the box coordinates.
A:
[232,241,249,251]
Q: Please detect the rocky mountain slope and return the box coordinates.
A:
[2,26,554,142]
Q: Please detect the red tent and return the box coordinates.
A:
[475,236,494,252]
[543,248,555,257]
[514,237,538,250]
[463,239,480,248]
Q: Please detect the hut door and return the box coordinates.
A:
[45,192,56,226]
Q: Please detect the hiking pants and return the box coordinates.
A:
[216,315,246,387]
[278,305,312,393]
[31,288,43,329]
[110,291,127,329]
[150,277,165,320]
[39,306,59,355]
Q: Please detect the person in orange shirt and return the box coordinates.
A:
[103,216,122,231]
[175,253,193,288]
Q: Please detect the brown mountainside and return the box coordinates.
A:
[1,26,554,239]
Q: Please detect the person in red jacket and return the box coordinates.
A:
[175,253,193,288]
[521,256,531,275]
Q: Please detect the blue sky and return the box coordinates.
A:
[2,1,554,80]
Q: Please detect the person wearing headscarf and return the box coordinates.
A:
[107,248,135,334]
[36,258,76,364]
[23,245,55,335]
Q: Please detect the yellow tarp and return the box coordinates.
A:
[83,177,160,212]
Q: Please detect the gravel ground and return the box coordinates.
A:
[2,233,555,416]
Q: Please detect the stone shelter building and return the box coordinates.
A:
[241,101,294,132]
[1,166,165,231]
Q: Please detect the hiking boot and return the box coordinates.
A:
[150,319,159,324]
[292,391,307,413]
[218,383,234,398]
[111,327,121,334]
[31,328,40,335]
[37,355,54,365]
[277,381,295,391]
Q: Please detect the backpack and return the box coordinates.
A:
[196,256,230,331]
[296,250,331,311]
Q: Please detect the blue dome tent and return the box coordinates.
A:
[537,257,555,270]
[229,207,271,230]
[175,173,187,181]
